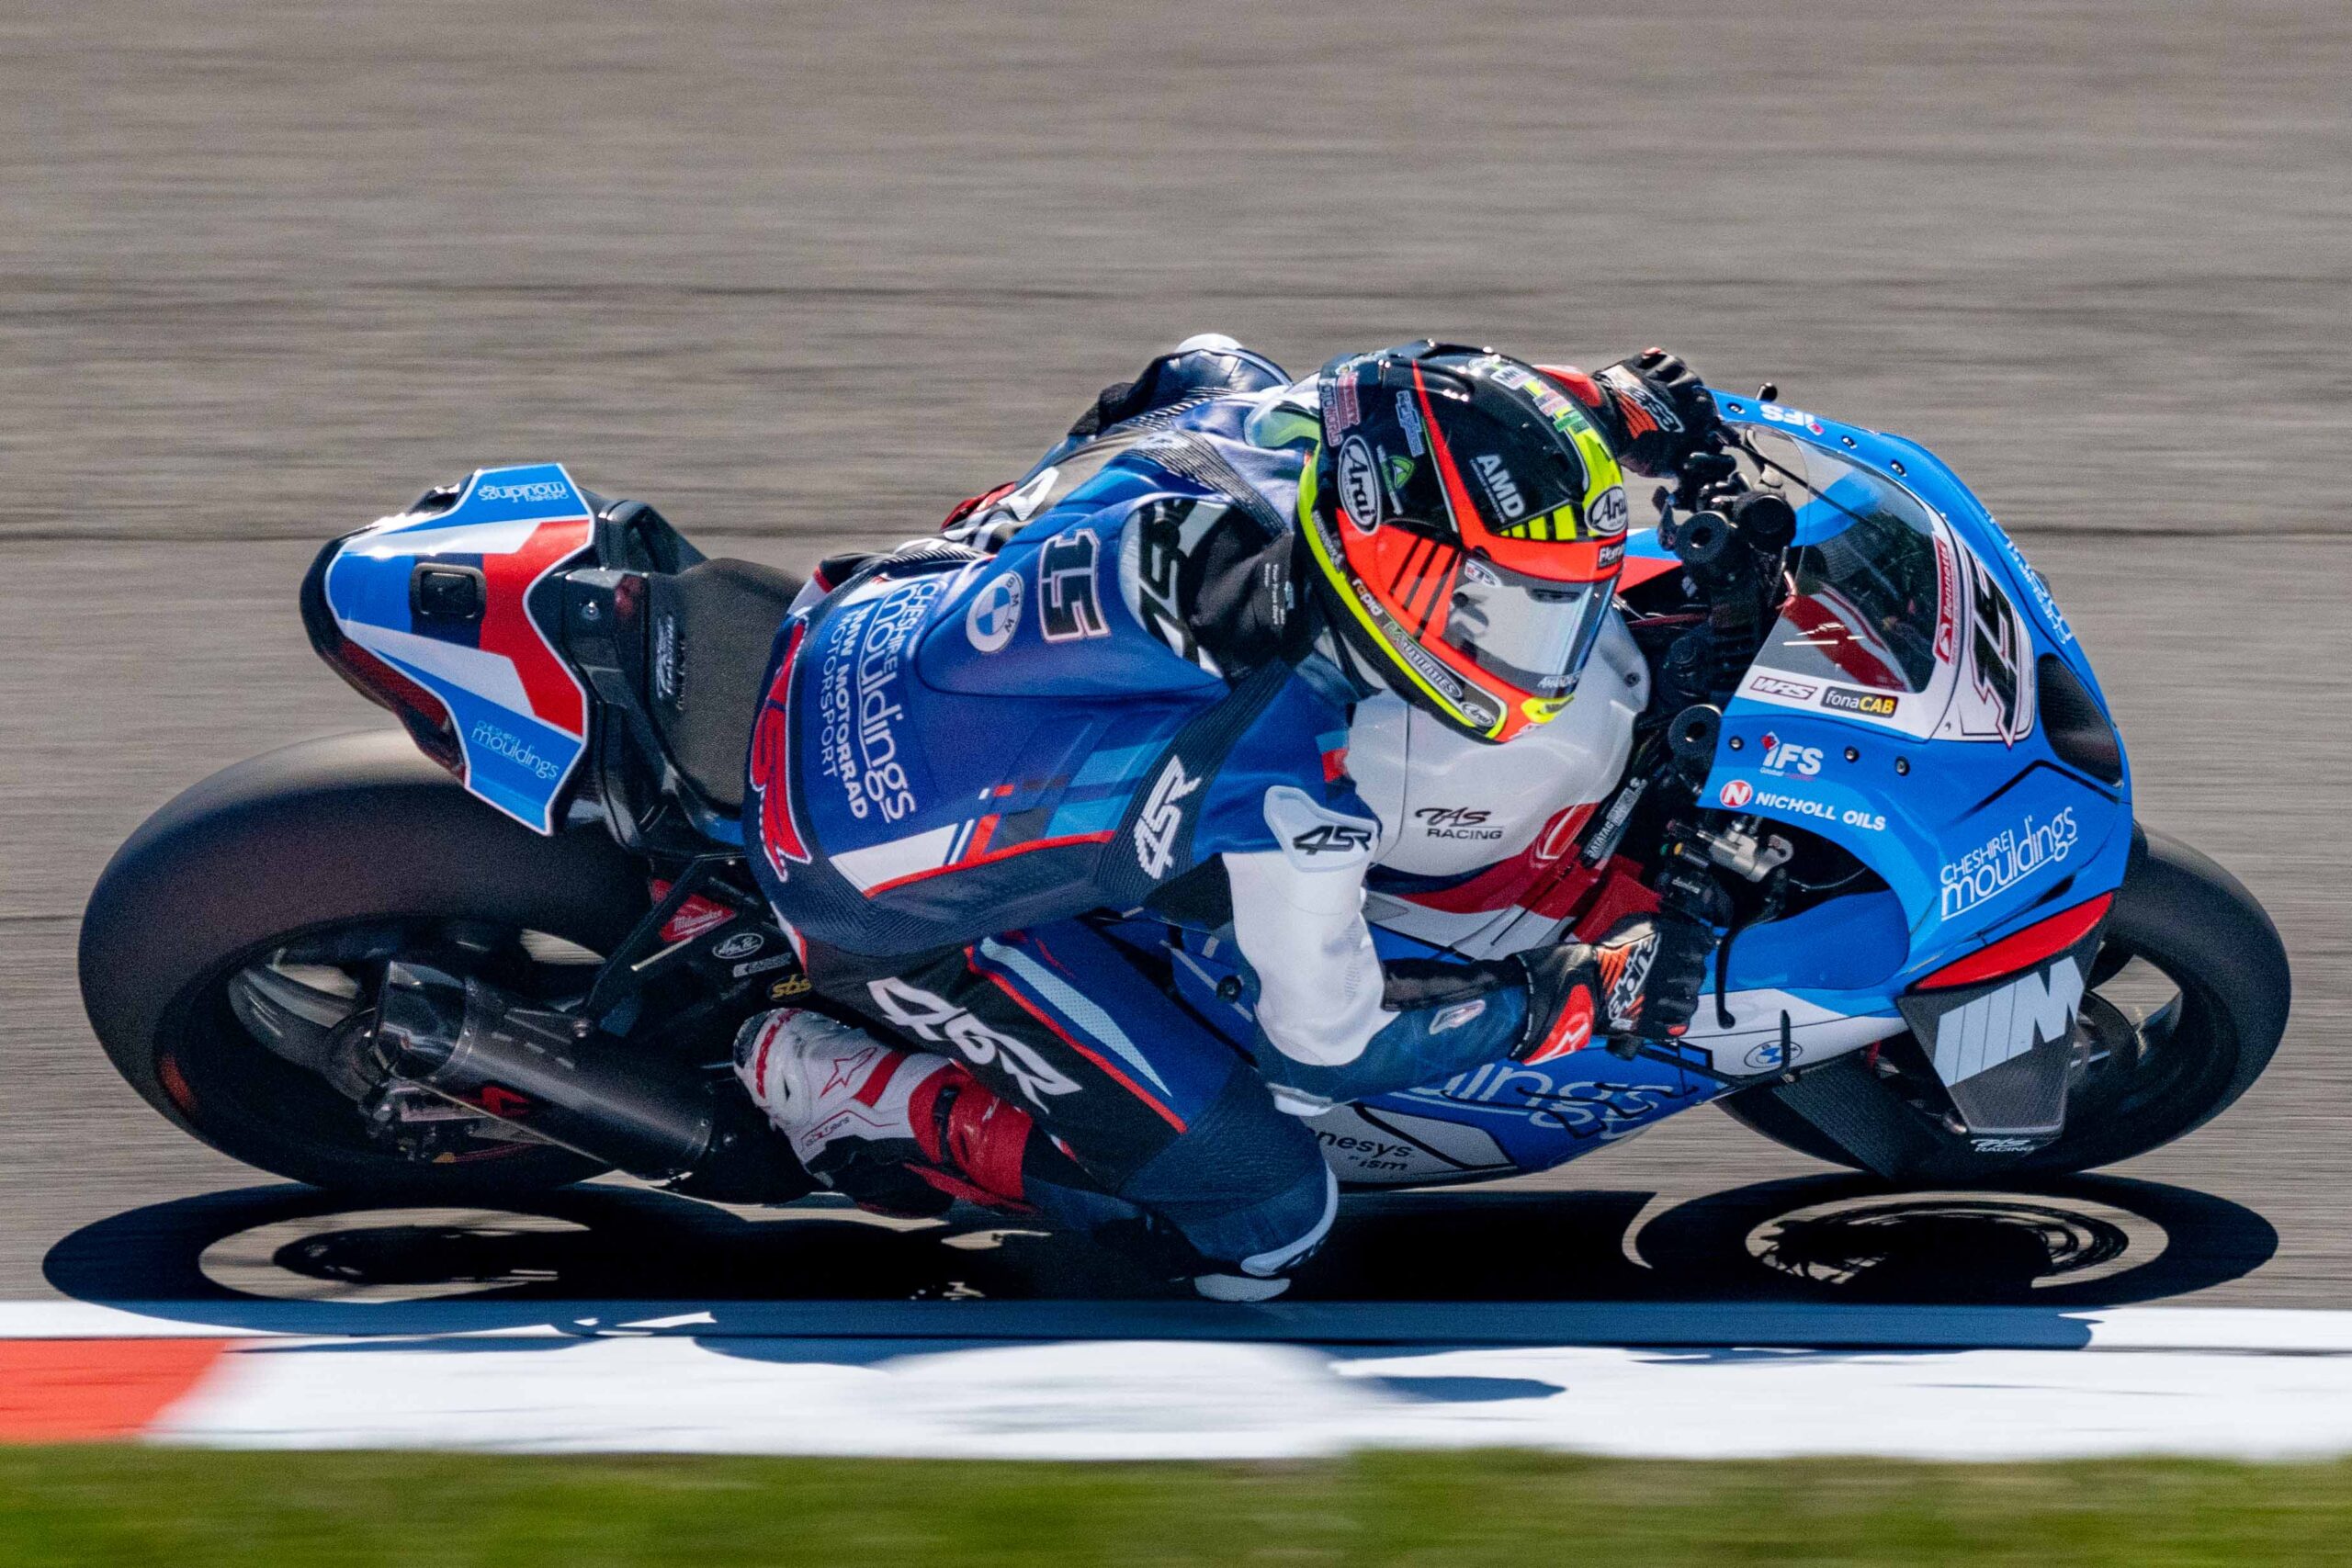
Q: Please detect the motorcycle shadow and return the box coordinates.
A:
[40,1170,2276,1337]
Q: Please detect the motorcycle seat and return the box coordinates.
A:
[645,558,804,812]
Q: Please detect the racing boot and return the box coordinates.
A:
[731,1008,1036,1218]
[733,1009,1317,1302]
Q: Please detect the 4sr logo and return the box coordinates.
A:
[1293,822,1375,855]
[1759,732,1822,778]
[1133,757,1203,880]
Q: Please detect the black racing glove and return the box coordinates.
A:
[1593,914,1713,1043]
[1623,822,1735,1042]
[1510,909,1721,1063]
[1596,347,1721,478]
[1510,941,1604,1064]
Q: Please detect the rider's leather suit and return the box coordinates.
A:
[743,338,1646,1287]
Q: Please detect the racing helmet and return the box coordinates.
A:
[1299,342,1631,743]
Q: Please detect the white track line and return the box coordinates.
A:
[10,1298,2352,1352]
[136,1334,2352,1461]
[17,1301,2352,1460]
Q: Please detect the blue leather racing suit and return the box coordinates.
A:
[744,341,1561,1285]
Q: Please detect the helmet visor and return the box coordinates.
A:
[1443,558,1610,698]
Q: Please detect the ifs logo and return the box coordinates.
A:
[1760,732,1822,778]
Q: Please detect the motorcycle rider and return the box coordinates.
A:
[735,336,1728,1297]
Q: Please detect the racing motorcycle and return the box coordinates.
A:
[79,391,2291,1212]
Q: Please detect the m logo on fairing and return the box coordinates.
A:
[1929,958,2085,1086]
[1134,756,1203,880]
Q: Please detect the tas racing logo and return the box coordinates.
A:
[865,976,1080,1109]
[1414,806,1503,841]
[1133,755,1203,880]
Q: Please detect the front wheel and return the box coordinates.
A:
[80,731,651,1197]
[1720,824,2290,1182]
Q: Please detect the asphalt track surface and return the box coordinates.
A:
[3,2,2346,1313]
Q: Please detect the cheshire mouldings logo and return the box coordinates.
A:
[1940,807,2078,919]
[474,479,571,505]
[469,720,560,781]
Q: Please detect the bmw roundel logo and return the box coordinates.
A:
[966,570,1024,653]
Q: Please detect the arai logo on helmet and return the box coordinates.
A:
[1589,485,1630,536]
[1336,436,1382,531]
[965,570,1023,654]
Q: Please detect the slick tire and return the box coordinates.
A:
[80,730,648,1197]
[1719,824,2290,1183]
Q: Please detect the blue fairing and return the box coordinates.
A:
[1698,397,2132,988]
[1314,397,2132,1182]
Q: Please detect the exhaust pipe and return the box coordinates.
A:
[375,962,808,1202]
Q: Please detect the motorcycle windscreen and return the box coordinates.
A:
[1751,434,1948,697]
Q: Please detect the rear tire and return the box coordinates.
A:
[80,731,650,1197]
[1719,824,2290,1182]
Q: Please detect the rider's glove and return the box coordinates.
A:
[1593,913,1713,1043]
[1596,348,1721,478]
[1615,822,1733,1042]
[1510,942,1604,1064]
[1508,902,1724,1064]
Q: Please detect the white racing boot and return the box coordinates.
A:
[733,1009,955,1173]
[732,1008,1034,1213]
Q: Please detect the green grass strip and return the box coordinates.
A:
[5,1446,2352,1566]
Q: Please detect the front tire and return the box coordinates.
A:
[1720,824,2290,1182]
[80,731,650,1197]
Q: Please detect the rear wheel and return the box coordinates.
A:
[80,731,650,1197]
[1720,824,2290,1182]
